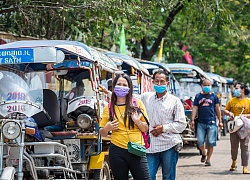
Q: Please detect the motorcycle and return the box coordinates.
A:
[0,40,118,180]
[0,70,76,179]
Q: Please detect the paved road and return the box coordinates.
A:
[155,134,250,180]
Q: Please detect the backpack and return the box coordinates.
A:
[108,97,150,149]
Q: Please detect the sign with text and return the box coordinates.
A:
[0,48,34,64]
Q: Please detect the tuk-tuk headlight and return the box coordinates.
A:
[77,114,93,129]
[2,121,21,140]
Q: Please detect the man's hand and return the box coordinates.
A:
[218,122,223,128]
[150,125,163,137]
[99,85,108,94]
[190,121,195,130]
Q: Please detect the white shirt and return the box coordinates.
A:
[140,92,186,153]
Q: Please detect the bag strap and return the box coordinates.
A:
[116,105,143,143]
[199,93,211,107]
[240,98,249,116]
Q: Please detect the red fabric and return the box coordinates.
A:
[182,45,193,65]
[183,51,193,64]
[184,99,192,110]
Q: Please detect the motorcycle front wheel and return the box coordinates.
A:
[0,167,15,180]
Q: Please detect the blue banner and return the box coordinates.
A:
[0,48,34,64]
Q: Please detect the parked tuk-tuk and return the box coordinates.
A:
[136,60,178,95]
[0,40,118,180]
[102,51,152,94]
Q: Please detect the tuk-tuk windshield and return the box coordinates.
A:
[0,70,44,117]
[176,81,202,101]
[67,71,95,101]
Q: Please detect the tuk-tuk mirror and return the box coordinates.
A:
[187,70,197,77]
[56,50,65,63]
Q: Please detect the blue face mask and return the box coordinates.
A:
[153,85,167,94]
[202,86,211,93]
[234,89,241,97]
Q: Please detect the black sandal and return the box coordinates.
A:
[205,161,211,166]
[201,155,206,163]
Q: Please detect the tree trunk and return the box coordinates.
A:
[140,2,184,61]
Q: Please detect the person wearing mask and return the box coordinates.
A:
[140,69,186,180]
[224,82,250,174]
[99,73,150,180]
[191,79,223,166]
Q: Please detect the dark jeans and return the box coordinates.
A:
[146,147,179,180]
[109,143,150,180]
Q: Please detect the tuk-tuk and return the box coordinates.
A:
[102,52,152,94]
[0,40,118,180]
[136,60,178,95]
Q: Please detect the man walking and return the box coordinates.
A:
[191,78,223,166]
[141,70,186,180]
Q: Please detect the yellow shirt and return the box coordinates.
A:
[100,98,149,149]
[225,97,250,116]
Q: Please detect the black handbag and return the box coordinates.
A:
[127,141,146,157]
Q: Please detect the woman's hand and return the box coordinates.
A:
[131,111,142,125]
[229,112,234,120]
[104,119,119,131]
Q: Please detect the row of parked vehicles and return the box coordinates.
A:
[0,40,234,179]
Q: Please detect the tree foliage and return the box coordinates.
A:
[0,0,249,82]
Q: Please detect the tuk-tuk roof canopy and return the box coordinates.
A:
[225,77,234,84]
[103,52,150,76]
[0,40,118,72]
[167,63,212,82]
[137,60,172,74]
[206,72,227,84]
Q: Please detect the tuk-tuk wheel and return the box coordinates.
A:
[93,161,111,180]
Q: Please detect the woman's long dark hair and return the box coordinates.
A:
[110,73,134,129]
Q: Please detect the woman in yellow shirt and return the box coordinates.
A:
[225,82,250,174]
[100,73,150,180]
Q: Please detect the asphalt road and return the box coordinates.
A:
[155,134,250,180]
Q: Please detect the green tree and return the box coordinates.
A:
[0,0,249,81]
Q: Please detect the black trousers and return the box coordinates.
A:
[109,143,151,180]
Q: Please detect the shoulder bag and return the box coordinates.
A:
[228,99,248,133]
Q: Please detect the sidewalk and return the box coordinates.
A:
[156,135,250,180]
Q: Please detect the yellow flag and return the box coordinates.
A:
[157,39,164,62]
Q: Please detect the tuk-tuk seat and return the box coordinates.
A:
[50,131,77,140]
[32,89,60,128]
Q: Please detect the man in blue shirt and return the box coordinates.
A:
[191,79,223,166]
